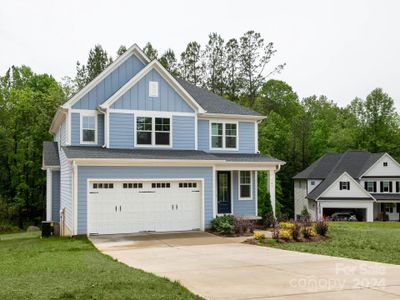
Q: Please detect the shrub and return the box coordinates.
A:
[276,212,289,222]
[300,206,311,222]
[279,229,292,240]
[302,226,317,239]
[315,220,329,236]
[234,217,255,235]
[0,223,21,234]
[271,221,279,240]
[279,222,295,230]
[267,239,277,247]
[264,212,276,228]
[292,221,301,241]
[211,215,234,234]
[254,231,266,244]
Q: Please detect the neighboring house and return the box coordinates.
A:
[293,150,400,222]
[42,44,284,236]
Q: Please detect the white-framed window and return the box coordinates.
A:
[149,81,159,97]
[239,171,252,200]
[381,181,391,193]
[135,116,171,147]
[311,180,315,186]
[383,162,388,167]
[210,121,238,150]
[339,181,350,190]
[365,181,376,193]
[80,114,97,144]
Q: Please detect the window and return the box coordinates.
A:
[93,183,113,189]
[149,81,159,97]
[123,183,143,189]
[383,162,388,167]
[381,181,392,193]
[179,182,197,188]
[365,181,376,193]
[211,122,237,149]
[310,180,315,186]
[385,204,394,213]
[136,116,170,146]
[339,181,350,190]
[82,115,96,143]
[151,182,171,188]
[239,171,252,199]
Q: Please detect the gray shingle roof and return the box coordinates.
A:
[43,141,60,167]
[371,194,400,201]
[62,146,283,164]
[175,78,262,116]
[295,150,385,200]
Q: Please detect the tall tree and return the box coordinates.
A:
[238,30,283,107]
[203,33,225,94]
[179,41,204,86]
[159,49,179,76]
[117,45,127,56]
[224,38,240,101]
[143,42,158,60]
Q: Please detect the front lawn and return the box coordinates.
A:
[0,232,198,300]
[279,222,400,265]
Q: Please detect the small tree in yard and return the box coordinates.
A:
[300,206,310,222]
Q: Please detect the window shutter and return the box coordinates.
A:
[339,182,342,190]
[389,182,393,193]
[373,182,377,193]
[380,182,383,192]
[396,182,400,193]
[364,182,368,190]
[348,181,350,190]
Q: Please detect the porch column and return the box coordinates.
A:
[267,170,276,218]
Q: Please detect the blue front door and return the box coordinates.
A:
[217,171,231,214]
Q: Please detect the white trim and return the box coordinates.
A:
[100,60,205,113]
[238,170,253,200]
[46,169,52,221]
[86,177,205,235]
[317,171,376,201]
[79,111,98,145]
[255,121,259,153]
[63,44,150,109]
[198,113,265,121]
[359,153,400,178]
[209,120,239,151]
[255,171,258,215]
[72,161,78,235]
[194,114,198,150]
[231,170,234,214]
[109,109,194,117]
[215,170,234,215]
[67,110,72,145]
[134,114,173,149]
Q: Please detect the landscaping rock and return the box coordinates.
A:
[27,225,40,232]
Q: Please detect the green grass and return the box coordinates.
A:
[0,232,199,300]
[279,222,400,265]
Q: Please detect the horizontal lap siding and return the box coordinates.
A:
[72,55,145,109]
[60,148,72,231]
[198,119,209,151]
[52,170,60,222]
[109,113,134,149]
[71,113,105,146]
[173,116,195,150]
[233,171,257,216]
[238,122,256,153]
[111,69,194,113]
[77,166,214,234]
[60,121,67,146]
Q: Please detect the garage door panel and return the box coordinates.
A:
[88,180,202,234]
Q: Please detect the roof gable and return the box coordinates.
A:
[63,44,149,109]
[361,153,400,177]
[111,68,194,113]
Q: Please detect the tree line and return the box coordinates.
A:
[0,30,399,227]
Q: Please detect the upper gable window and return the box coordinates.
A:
[211,122,237,150]
[339,181,350,190]
[383,162,388,167]
[149,81,159,97]
[136,116,170,147]
[81,115,96,144]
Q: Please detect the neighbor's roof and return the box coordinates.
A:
[61,146,283,164]
[42,142,60,167]
[294,150,384,201]
[175,78,262,117]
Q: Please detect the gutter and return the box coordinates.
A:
[97,106,107,148]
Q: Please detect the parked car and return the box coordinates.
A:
[330,212,358,221]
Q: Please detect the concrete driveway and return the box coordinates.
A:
[90,232,400,300]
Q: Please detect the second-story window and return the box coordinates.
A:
[380,181,392,193]
[365,181,376,193]
[81,115,96,143]
[211,122,237,150]
[136,116,170,146]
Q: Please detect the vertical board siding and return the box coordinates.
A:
[52,170,61,222]
[198,119,209,151]
[232,171,257,216]
[109,112,134,149]
[238,121,256,153]
[77,166,213,234]
[71,112,104,147]
[59,148,72,231]
[72,55,145,109]
[111,69,194,113]
[172,116,195,150]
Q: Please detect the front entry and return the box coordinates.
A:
[217,171,231,214]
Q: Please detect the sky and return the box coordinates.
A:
[1,0,399,108]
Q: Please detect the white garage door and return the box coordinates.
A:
[88,180,202,235]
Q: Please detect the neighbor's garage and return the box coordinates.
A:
[318,200,374,222]
[88,180,202,235]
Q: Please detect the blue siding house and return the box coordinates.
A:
[42,44,284,236]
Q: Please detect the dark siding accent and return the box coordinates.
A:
[364,181,368,190]
[374,182,377,193]
[380,181,383,192]
[348,181,351,190]
[396,182,399,193]
[389,182,393,193]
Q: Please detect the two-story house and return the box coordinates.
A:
[42,44,284,236]
[294,150,400,222]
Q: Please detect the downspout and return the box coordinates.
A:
[97,106,107,148]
